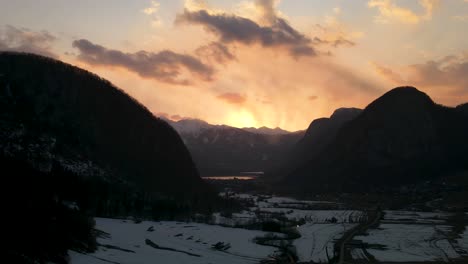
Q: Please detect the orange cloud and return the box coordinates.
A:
[217,92,247,105]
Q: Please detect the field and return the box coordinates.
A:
[71,218,279,264]
[351,211,468,263]
[71,194,468,263]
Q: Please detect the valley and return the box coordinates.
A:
[1,53,467,264]
[70,189,468,264]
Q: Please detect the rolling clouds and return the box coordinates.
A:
[175,8,316,58]
[3,0,464,130]
[72,39,214,85]
[0,25,57,58]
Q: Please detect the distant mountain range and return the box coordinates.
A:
[163,117,293,136]
[162,117,304,176]
[281,87,468,193]
[242,126,291,135]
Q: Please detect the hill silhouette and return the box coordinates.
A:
[283,87,468,193]
[0,52,208,195]
[0,52,215,263]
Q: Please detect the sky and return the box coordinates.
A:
[1,0,467,131]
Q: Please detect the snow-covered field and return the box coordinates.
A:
[215,193,362,226]
[217,193,364,262]
[294,223,355,263]
[257,196,338,208]
[211,211,257,226]
[255,208,364,223]
[355,224,459,262]
[352,211,468,263]
[382,210,452,224]
[71,218,279,264]
[70,194,467,264]
[459,228,468,251]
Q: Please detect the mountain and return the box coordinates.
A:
[163,118,215,135]
[456,103,468,116]
[0,52,208,195]
[281,108,362,172]
[282,87,468,193]
[242,126,291,135]
[163,118,304,176]
[299,108,362,155]
[0,52,213,263]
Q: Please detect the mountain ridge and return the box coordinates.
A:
[282,86,468,193]
[161,117,304,176]
[271,107,363,179]
[161,116,297,136]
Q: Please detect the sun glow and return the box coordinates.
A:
[227,109,258,128]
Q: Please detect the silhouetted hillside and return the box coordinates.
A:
[283,87,468,193]
[2,155,97,264]
[274,108,362,177]
[0,52,215,263]
[456,103,468,116]
[0,52,208,195]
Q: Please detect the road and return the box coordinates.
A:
[334,210,382,264]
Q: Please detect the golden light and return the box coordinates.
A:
[226,109,258,128]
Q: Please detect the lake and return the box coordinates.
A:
[201,176,257,180]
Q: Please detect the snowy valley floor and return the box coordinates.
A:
[70,194,468,264]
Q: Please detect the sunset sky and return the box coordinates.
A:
[1,0,467,131]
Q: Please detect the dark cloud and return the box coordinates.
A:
[308,95,318,101]
[175,9,316,58]
[374,55,468,94]
[0,25,58,58]
[195,41,235,64]
[72,39,214,85]
[217,92,247,105]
